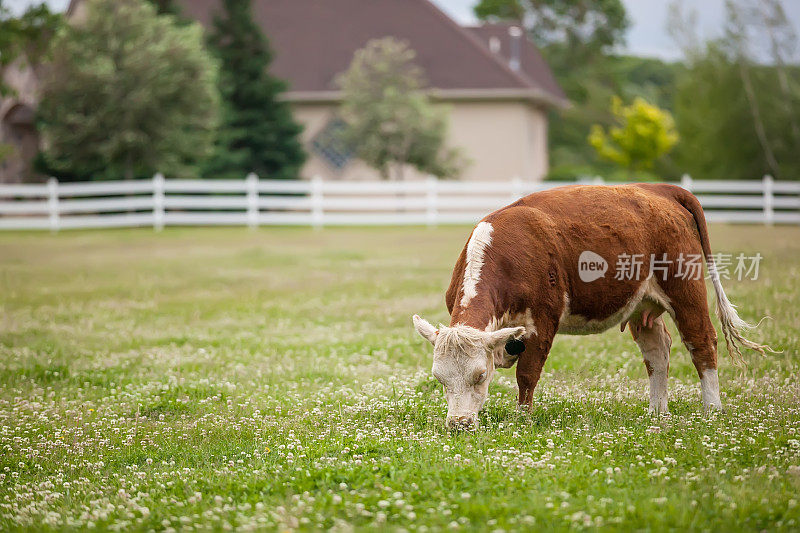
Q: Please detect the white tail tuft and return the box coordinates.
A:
[707,262,772,364]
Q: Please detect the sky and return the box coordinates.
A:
[432,0,800,61]
[7,0,800,62]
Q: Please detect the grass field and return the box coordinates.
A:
[1,225,799,531]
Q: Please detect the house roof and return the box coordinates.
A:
[67,0,567,107]
[465,23,565,106]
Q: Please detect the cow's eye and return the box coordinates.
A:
[476,371,487,384]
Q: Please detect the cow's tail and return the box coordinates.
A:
[674,188,772,363]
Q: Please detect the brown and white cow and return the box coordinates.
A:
[413,184,769,429]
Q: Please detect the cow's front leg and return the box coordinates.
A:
[515,334,553,408]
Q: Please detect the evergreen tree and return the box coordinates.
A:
[204,0,306,180]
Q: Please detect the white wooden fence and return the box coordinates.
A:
[0,174,798,231]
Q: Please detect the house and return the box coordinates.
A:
[9,0,566,183]
[174,0,568,182]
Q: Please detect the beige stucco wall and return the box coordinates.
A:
[292,99,549,182]
[446,100,548,182]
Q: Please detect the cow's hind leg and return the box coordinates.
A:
[630,315,672,414]
[664,279,722,410]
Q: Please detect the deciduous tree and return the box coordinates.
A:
[147,0,180,15]
[473,0,629,58]
[336,38,463,180]
[474,0,631,179]
[669,0,800,181]
[36,0,219,181]
[0,1,62,96]
[589,97,678,175]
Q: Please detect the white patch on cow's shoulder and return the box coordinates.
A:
[461,221,493,307]
[700,368,722,409]
[558,277,674,335]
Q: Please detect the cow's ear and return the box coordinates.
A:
[413,315,439,345]
[486,326,525,349]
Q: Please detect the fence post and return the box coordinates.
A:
[681,173,693,191]
[311,175,323,229]
[47,177,59,233]
[763,174,774,226]
[153,173,165,231]
[426,176,438,228]
[246,173,259,229]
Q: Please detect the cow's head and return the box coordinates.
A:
[412,315,525,429]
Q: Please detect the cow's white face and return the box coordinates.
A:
[413,315,525,429]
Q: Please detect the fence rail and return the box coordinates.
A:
[0,174,798,231]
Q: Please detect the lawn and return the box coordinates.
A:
[0,225,799,531]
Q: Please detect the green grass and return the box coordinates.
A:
[0,225,799,531]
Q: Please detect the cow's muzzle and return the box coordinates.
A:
[446,414,476,430]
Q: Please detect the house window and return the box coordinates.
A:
[311,117,354,171]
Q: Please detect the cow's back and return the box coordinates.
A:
[506,184,690,230]
[448,184,704,329]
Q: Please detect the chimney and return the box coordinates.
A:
[508,26,522,72]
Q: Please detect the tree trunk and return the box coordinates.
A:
[772,58,800,149]
[738,60,781,178]
[394,161,407,213]
[760,0,800,149]
[728,0,782,178]
[125,152,134,181]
